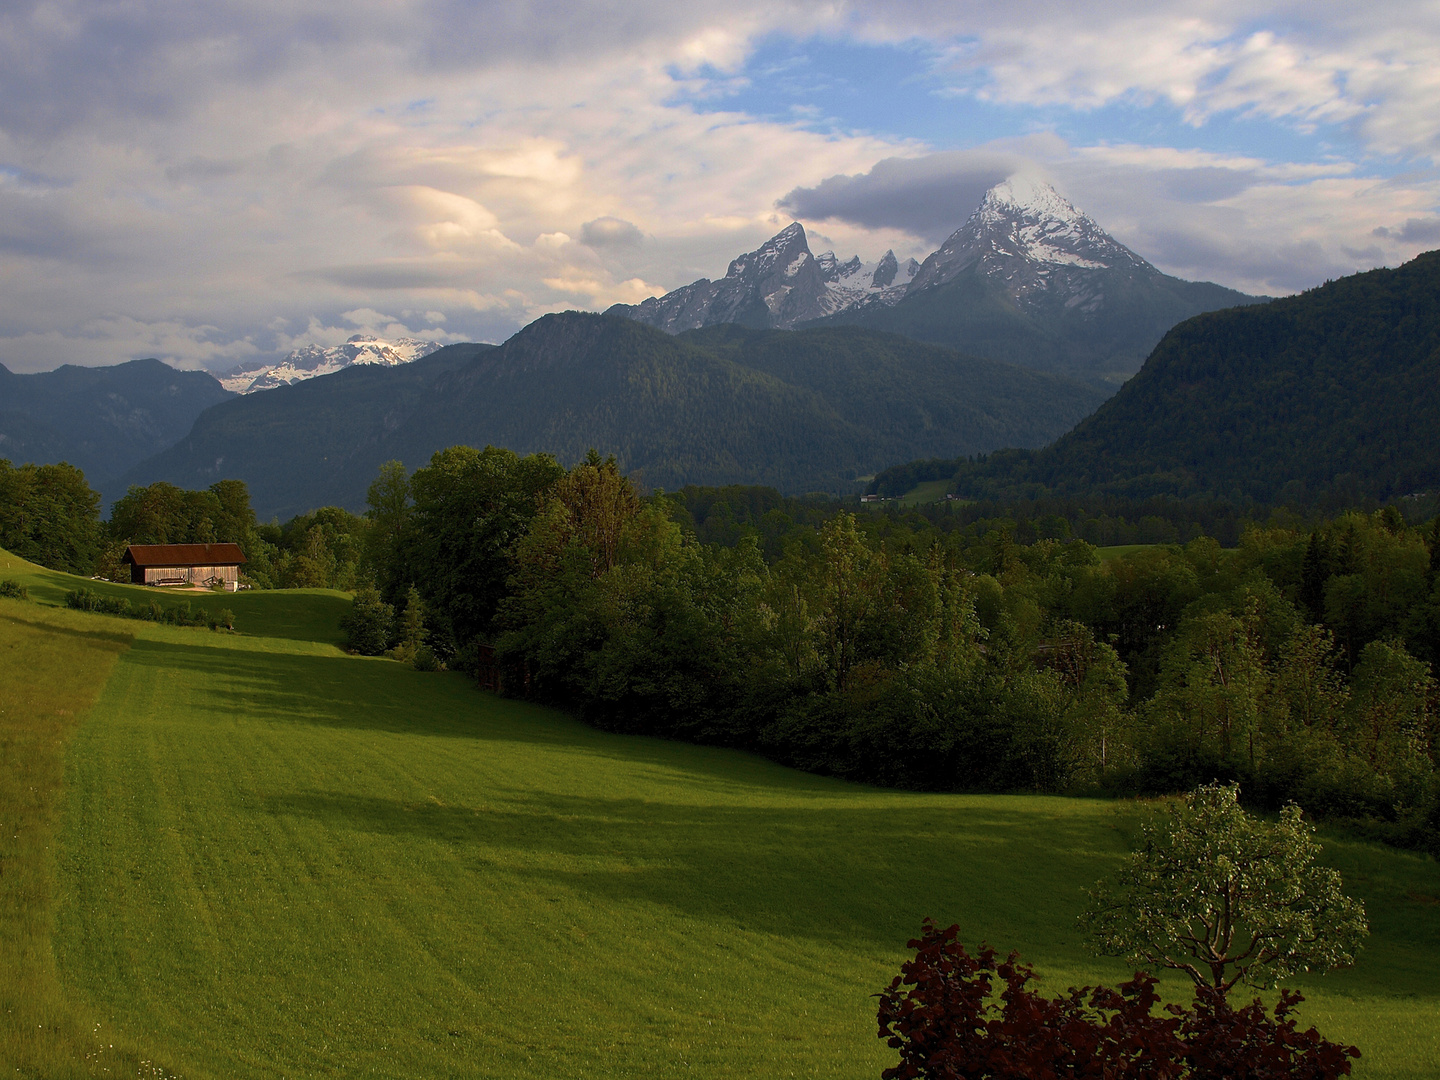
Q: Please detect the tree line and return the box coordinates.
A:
[347,446,1439,857]
[5,450,1437,857]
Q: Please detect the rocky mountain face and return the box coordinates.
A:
[606,224,917,332]
[220,335,443,394]
[907,175,1155,306]
[822,176,1264,382]
[611,177,1261,382]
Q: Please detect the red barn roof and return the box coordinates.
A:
[121,543,247,567]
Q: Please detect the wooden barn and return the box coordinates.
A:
[122,543,247,589]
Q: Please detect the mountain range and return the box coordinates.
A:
[612,176,1264,383]
[0,358,232,490]
[873,249,1440,507]
[116,316,1105,520]
[219,335,443,394]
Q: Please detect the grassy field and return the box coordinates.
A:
[1094,543,1162,561]
[895,480,953,506]
[2,548,1439,1078]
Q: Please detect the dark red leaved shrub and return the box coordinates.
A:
[877,920,1358,1080]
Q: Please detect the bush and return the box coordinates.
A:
[876,920,1359,1079]
[0,578,29,600]
[64,588,214,628]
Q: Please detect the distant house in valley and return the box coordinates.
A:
[121,543,246,590]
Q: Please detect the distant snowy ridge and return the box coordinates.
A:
[221,335,442,394]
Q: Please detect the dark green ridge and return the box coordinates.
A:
[0,357,231,488]
[874,250,1440,508]
[119,314,1105,520]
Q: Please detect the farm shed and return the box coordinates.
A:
[121,543,247,589]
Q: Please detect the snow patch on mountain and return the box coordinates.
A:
[909,175,1153,300]
[814,248,919,316]
[608,223,915,333]
[220,335,442,394]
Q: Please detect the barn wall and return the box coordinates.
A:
[139,564,241,585]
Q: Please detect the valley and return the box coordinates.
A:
[2,549,1439,1078]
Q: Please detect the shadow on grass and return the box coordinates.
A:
[1,607,135,650]
[259,787,1122,952]
[118,637,855,785]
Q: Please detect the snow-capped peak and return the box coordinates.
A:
[980,174,1087,230]
[726,222,810,280]
[907,175,1153,297]
[220,334,443,394]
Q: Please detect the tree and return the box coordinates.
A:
[1344,639,1435,792]
[401,445,564,658]
[341,587,394,655]
[0,459,102,573]
[208,479,257,543]
[363,460,411,596]
[1082,783,1367,993]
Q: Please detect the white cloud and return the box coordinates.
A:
[0,1,1438,371]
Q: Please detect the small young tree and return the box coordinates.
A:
[341,587,395,656]
[1082,783,1368,994]
[392,584,439,669]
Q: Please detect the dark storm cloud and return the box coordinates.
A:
[0,2,355,139]
[164,157,246,184]
[776,151,1019,241]
[0,1,819,143]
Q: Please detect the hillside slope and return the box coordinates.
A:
[121,314,1106,519]
[894,250,1440,505]
[819,256,1259,383]
[2,548,1436,1078]
[112,343,491,518]
[0,358,232,487]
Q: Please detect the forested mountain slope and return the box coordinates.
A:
[112,343,492,519]
[0,358,232,488]
[121,314,1105,519]
[878,250,1440,506]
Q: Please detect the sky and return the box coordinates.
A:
[3,0,1439,374]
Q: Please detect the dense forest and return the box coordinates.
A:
[358,450,1439,857]
[7,452,1437,856]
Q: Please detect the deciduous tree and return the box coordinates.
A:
[1082,783,1367,993]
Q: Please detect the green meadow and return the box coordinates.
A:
[894,479,954,506]
[1094,543,1161,561]
[2,548,1439,1078]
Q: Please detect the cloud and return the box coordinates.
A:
[581,216,644,247]
[777,151,1019,241]
[2,1,1440,373]
[1373,218,1440,245]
